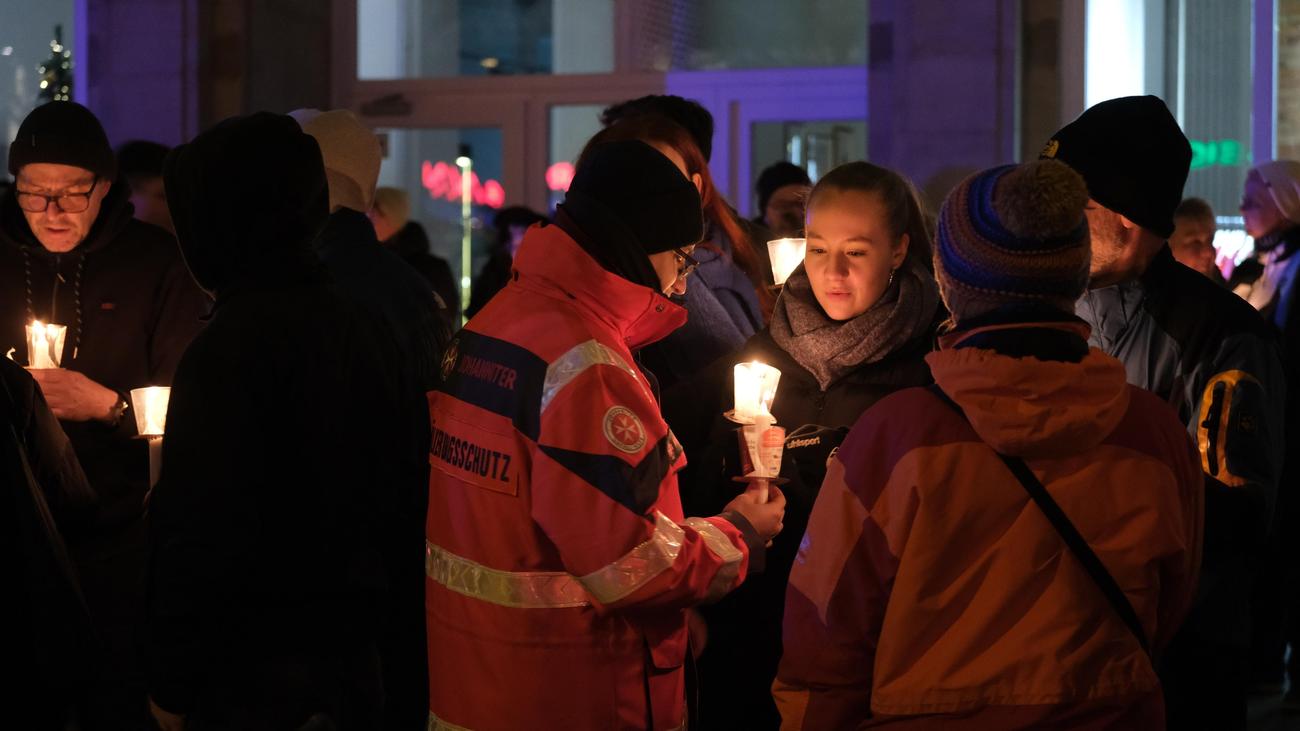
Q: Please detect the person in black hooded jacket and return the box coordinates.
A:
[145,113,408,731]
[289,107,446,730]
[1,101,208,730]
[666,161,942,730]
[1,357,97,730]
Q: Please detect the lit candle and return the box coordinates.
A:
[131,386,171,437]
[733,361,781,423]
[131,386,171,489]
[26,320,67,369]
[767,237,807,287]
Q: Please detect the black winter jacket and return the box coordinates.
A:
[384,220,460,329]
[315,207,445,729]
[0,182,208,545]
[1077,245,1285,649]
[665,322,937,731]
[0,358,96,730]
[146,114,408,728]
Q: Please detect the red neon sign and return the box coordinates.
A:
[421,160,506,209]
[546,161,574,193]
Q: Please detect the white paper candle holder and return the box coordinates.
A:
[131,386,171,489]
[767,237,806,287]
[26,321,67,369]
[727,361,782,425]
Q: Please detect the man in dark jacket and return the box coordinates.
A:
[146,113,407,731]
[466,205,547,319]
[1,101,208,730]
[372,186,461,328]
[290,106,446,730]
[1,358,97,729]
[1045,95,1286,730]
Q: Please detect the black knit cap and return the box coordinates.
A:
[8,101,117,180]
[1041,95,1190,239]
[755,161,811,213]
[565,139,703,255]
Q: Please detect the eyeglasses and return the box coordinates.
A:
[673,247,700,278]
[15,178,100,213]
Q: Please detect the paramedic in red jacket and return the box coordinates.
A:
[425,139,786,731]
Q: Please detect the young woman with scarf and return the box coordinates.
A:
[668,161,944,730]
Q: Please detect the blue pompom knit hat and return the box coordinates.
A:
[935,159,1091,321]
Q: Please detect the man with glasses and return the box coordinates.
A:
[0,100,207,729]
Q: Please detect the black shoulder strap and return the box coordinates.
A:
[927,384,1151,655]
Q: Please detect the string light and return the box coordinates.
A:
[38,24,73,102]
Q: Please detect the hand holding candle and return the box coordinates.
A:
[767,237,806,287]
[26,320,67,369]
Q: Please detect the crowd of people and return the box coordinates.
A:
[2,89,1299,731]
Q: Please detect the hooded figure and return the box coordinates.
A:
[0,357,96,730]
[146,113,407,731]
[289,107,444,730]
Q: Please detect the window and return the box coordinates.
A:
[631,0,867,71]
[357,0,615,79]
[375,126,505,310]
[546,104,603,211]
[751,120,866,188]
[1,2,75,175]
[1082,0,1254,221]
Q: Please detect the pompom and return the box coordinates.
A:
[994,159,1089,240]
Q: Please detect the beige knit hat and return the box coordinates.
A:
[287,108,381,214]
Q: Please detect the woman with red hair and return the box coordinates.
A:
[583,112,772,392]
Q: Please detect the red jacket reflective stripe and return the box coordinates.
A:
[427,224,754,731]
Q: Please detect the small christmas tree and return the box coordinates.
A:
[37,25,72,103]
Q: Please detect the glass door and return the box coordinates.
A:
[666,66,868,218]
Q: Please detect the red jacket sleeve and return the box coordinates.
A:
[530,357,758,611]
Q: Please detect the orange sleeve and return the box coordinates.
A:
[530,359,757,612]
[775,452,916,729]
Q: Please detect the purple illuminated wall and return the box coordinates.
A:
[79,0,199,148]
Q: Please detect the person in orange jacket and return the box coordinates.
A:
[425,138,786,731]
[775,159,1204,729]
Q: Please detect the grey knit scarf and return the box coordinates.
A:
[769,257,940,390]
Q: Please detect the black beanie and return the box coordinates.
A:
[8,101,117,180]
[755,161,811,213]
[1041,95,1190,239]
[565,139,704,255]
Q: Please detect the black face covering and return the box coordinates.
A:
[555,139,704,292]
[163,112,329,297]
